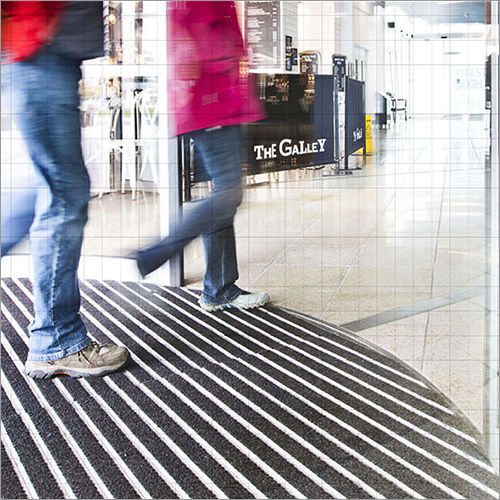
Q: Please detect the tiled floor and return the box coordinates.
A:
[183,115,492,436]
[2,116,495,447]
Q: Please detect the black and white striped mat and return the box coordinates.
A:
[1,278,498,499]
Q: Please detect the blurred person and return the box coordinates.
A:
[1,1,128,378]
[137,1,270,312]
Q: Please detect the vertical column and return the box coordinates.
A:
[155,1,182,286]
[484,47,499,472]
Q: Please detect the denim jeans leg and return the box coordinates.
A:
[138,125,243,303]
[201,223,240,302]
[196,126,243,303]
[7,48,91,361]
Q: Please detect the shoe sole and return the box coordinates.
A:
[199,297,269,313]
[25,357,129,379]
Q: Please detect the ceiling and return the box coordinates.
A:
[388,1,486,24]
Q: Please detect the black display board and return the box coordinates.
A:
[182,74,341,189]
[246,1,281,71]
[242,74,334,175]
[345,77,365,158]
[313,75,334,167]
[332,55,346,91]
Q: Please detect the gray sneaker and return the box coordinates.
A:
[199,291,269,312]
[24,342,129,379]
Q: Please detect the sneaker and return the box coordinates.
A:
[24,342,129,379]
[199,290,269,312]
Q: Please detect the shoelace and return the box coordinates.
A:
[78,341,102,363]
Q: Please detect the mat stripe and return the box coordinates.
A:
[96,284,492,498]
[1,325,112,498]
[2,373,75,498]
[80,281,347,498]
[159,287,490,468]
[1,278,498,500]
[117,284,424,499]
[1,298,156,499]
[157,288,486,471]
[1,424,36,499]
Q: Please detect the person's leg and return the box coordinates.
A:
[201,219,240,302]
[196,127,268,309]
[7,48,91,362]
[137,126,243,292]
[196,127,242,304]
[138,125,268,310]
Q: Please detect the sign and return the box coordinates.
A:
[254,138,327,160]
[241,74,335,174]
[300,51,320,75]
[332,54,346,91]
[246,1,281,71]
[345,76,365,156]
[313,74,335,165]
[365,115,376,154]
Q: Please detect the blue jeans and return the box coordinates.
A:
[1,181,37,256]
[138,125,244,305]
[2,46,91,361]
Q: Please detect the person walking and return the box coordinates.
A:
[1,1,129,378]
[137,1,270,312]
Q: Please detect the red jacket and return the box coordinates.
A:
[1,1,65,64]
[167,1,265,136]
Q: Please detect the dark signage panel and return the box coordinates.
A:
[313,75,334,166]
[332,54,346,91]
[246,1,281,70]
[345,77,365,156]
[242,74,334,174]
[300,52,320,75]
[183,74,346,184]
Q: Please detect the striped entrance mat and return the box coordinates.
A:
[1,278,498,499]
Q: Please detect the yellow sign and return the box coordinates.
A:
[365,115,376,154]
[354,115,377,156]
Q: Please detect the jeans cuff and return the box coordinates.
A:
[27,336,92,363]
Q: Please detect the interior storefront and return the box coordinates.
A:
[1,0,499,484]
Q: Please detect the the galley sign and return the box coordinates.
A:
[254,138,327,160]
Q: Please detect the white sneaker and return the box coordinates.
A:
[199,291,269,312]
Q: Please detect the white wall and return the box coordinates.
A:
[412,29,488,116]
[352,1,386,115]
[297,1,385,115]
[298,1,336,74]
[384,4,414,108]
